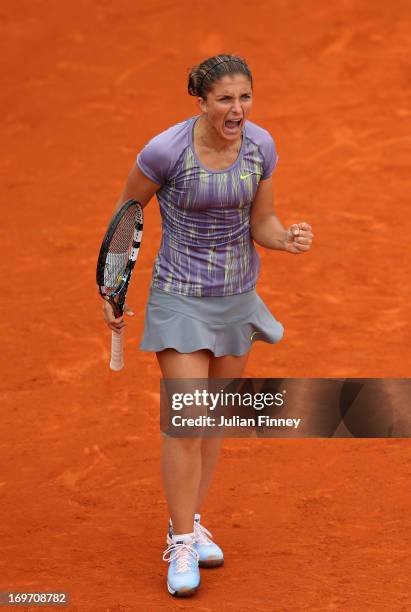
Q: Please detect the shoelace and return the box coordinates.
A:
[162,541,199,573]
[194,521,214,545]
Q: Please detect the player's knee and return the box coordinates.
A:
[162,434,204,451]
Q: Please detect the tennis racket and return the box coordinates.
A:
[96,199,144,371]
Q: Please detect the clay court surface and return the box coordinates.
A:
[1,0,410,609]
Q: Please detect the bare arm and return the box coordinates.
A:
[113,163,161,212]
[102,163,161,332]
[250,176,287,250]
[250,176,314,253]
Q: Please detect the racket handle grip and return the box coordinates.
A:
[110,328,124,371]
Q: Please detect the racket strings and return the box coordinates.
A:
[102,206,136,294]
[102,205,137,294]
[110,205,137,253]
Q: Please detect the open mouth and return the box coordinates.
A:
[224,119,242,131]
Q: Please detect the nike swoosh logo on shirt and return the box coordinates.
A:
[240,172,261,179]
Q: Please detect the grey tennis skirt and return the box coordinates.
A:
[140,286,284,357]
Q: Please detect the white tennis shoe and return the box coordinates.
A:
[162,535,200,597]
[167,517,224,568]
[193,518,224,568]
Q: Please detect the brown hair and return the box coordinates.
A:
[188,54,253,99]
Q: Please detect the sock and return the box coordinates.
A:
[172,532,195,544]
[194,513,201,523]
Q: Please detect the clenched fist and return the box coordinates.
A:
[284,222,314,254]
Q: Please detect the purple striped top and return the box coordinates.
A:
[136,115,278,296]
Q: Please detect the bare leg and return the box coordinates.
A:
[157,348,211,535]
[195,351,250,515]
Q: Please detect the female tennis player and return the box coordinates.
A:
[102,53,313,597]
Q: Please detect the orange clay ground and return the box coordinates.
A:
[1,0,410,610]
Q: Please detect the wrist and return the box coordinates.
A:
[274,229,287,251]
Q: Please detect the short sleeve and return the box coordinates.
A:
[136,134,170,186]
[261,133,279,180]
